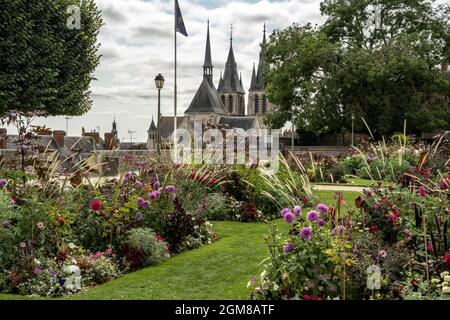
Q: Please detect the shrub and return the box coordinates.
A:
[124,228,170,268]
[86,255,121,285]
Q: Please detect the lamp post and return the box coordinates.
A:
[155,73,165,155]
[351,113,355,147]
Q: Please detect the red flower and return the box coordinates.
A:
[90,199,103,211]
[302,197,309,204]
[441,179,449,190]
[444,253,450,266]
[369,225,379,235]
[156,235,166,242]
[418,186,427,197]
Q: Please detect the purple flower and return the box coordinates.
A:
[0,179,7,187]
[306,210,319,222]
[332,225,346,236]
[135,212,144,222]
[134,180,143,189]
[300,226,313,241]
[137,198,150,208]
[283,211,296,224]
[283,242,295,253]
[317,219,326,227]
[280,208,291,217]
[122,171,133,184]
[148,192,158,200]
[153,181,161,190]
[317,203,329,213]
[164,185,176,193]
[293,206,302,217]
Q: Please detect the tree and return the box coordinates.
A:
[264,0,450,137]
[0,0,102,116]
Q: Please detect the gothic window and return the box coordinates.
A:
[221,95,226,107]
[254,95,259,114]
[262,95,267,114]
[229,95,233,113]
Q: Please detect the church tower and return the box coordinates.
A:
[248,24,274,116]
[218,25,246,116]
[147,117,157,151]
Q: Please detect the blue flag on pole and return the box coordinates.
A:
[175,0,188,37]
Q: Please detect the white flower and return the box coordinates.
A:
[273,284,279,291]
[34,258,41,265]
[443,286,450,294]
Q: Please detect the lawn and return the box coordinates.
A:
[0,190,361,300]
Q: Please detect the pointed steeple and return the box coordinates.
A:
[250,63,257,90]
[148,116,157,132]
[203,20,214,87]
[254,24,267,91]
[217,24,245,94]
[112,117,118,137]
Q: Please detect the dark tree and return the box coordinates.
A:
[0,0,103,116]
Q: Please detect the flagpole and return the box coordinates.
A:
[174,0,178,158]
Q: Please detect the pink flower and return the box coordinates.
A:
[306,210,319,222]
[418,186,427,197]
[426,242,434,252]
[404,231,413,239]
[444,253,450,266]
[36,222,44,230]
[283,211,296,224]
[379,250,388,258]
[34,267,42,275]
[20,242,26,248]
[441,179,449,190]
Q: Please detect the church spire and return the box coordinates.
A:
[203,20,214,86]
[218,24,245,94]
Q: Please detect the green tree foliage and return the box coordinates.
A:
[265,0,450,136]
[0,0,102,116]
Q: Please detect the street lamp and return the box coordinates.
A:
[155,73,165,155]
[351,113,355,147]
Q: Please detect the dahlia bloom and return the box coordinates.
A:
[317,203,329,213]
[306,210,319,222]
[317,219,326,227]
[293,206,302,217]
[134,180,143,189]
[153,181,161,190]
[137,198,150,208]
[280,208,292,217]
[283,211,296,224]
[283,242,295,253]
[300,226,313,241]
[164,185,176,193]
[0,179,7,187]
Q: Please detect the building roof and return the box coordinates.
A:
[219,116,257,131]
[148,117,157,132]
[250,25,267,92]
[185,78,226,115]
[218,35,245,94]
[159,116,186,139]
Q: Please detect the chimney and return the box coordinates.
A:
[53,130,66,148]
[0,128,7,149]
[104,132,118,150]
[83,131,100,144]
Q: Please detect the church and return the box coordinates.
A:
[147,21,275,150]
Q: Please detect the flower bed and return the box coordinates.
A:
[249,167,450,300]
[0,162,221,297]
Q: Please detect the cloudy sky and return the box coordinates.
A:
[31,0,325,142]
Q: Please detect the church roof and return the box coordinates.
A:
[185,78,226,115]
[159,116,186,139]
[218,33,245,94]
[219,116,256,131]
[148,117,157,132]
[250,25,267,92]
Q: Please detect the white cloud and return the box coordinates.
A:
[31,0,324,142]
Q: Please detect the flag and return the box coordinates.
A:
[175,0,188,37]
